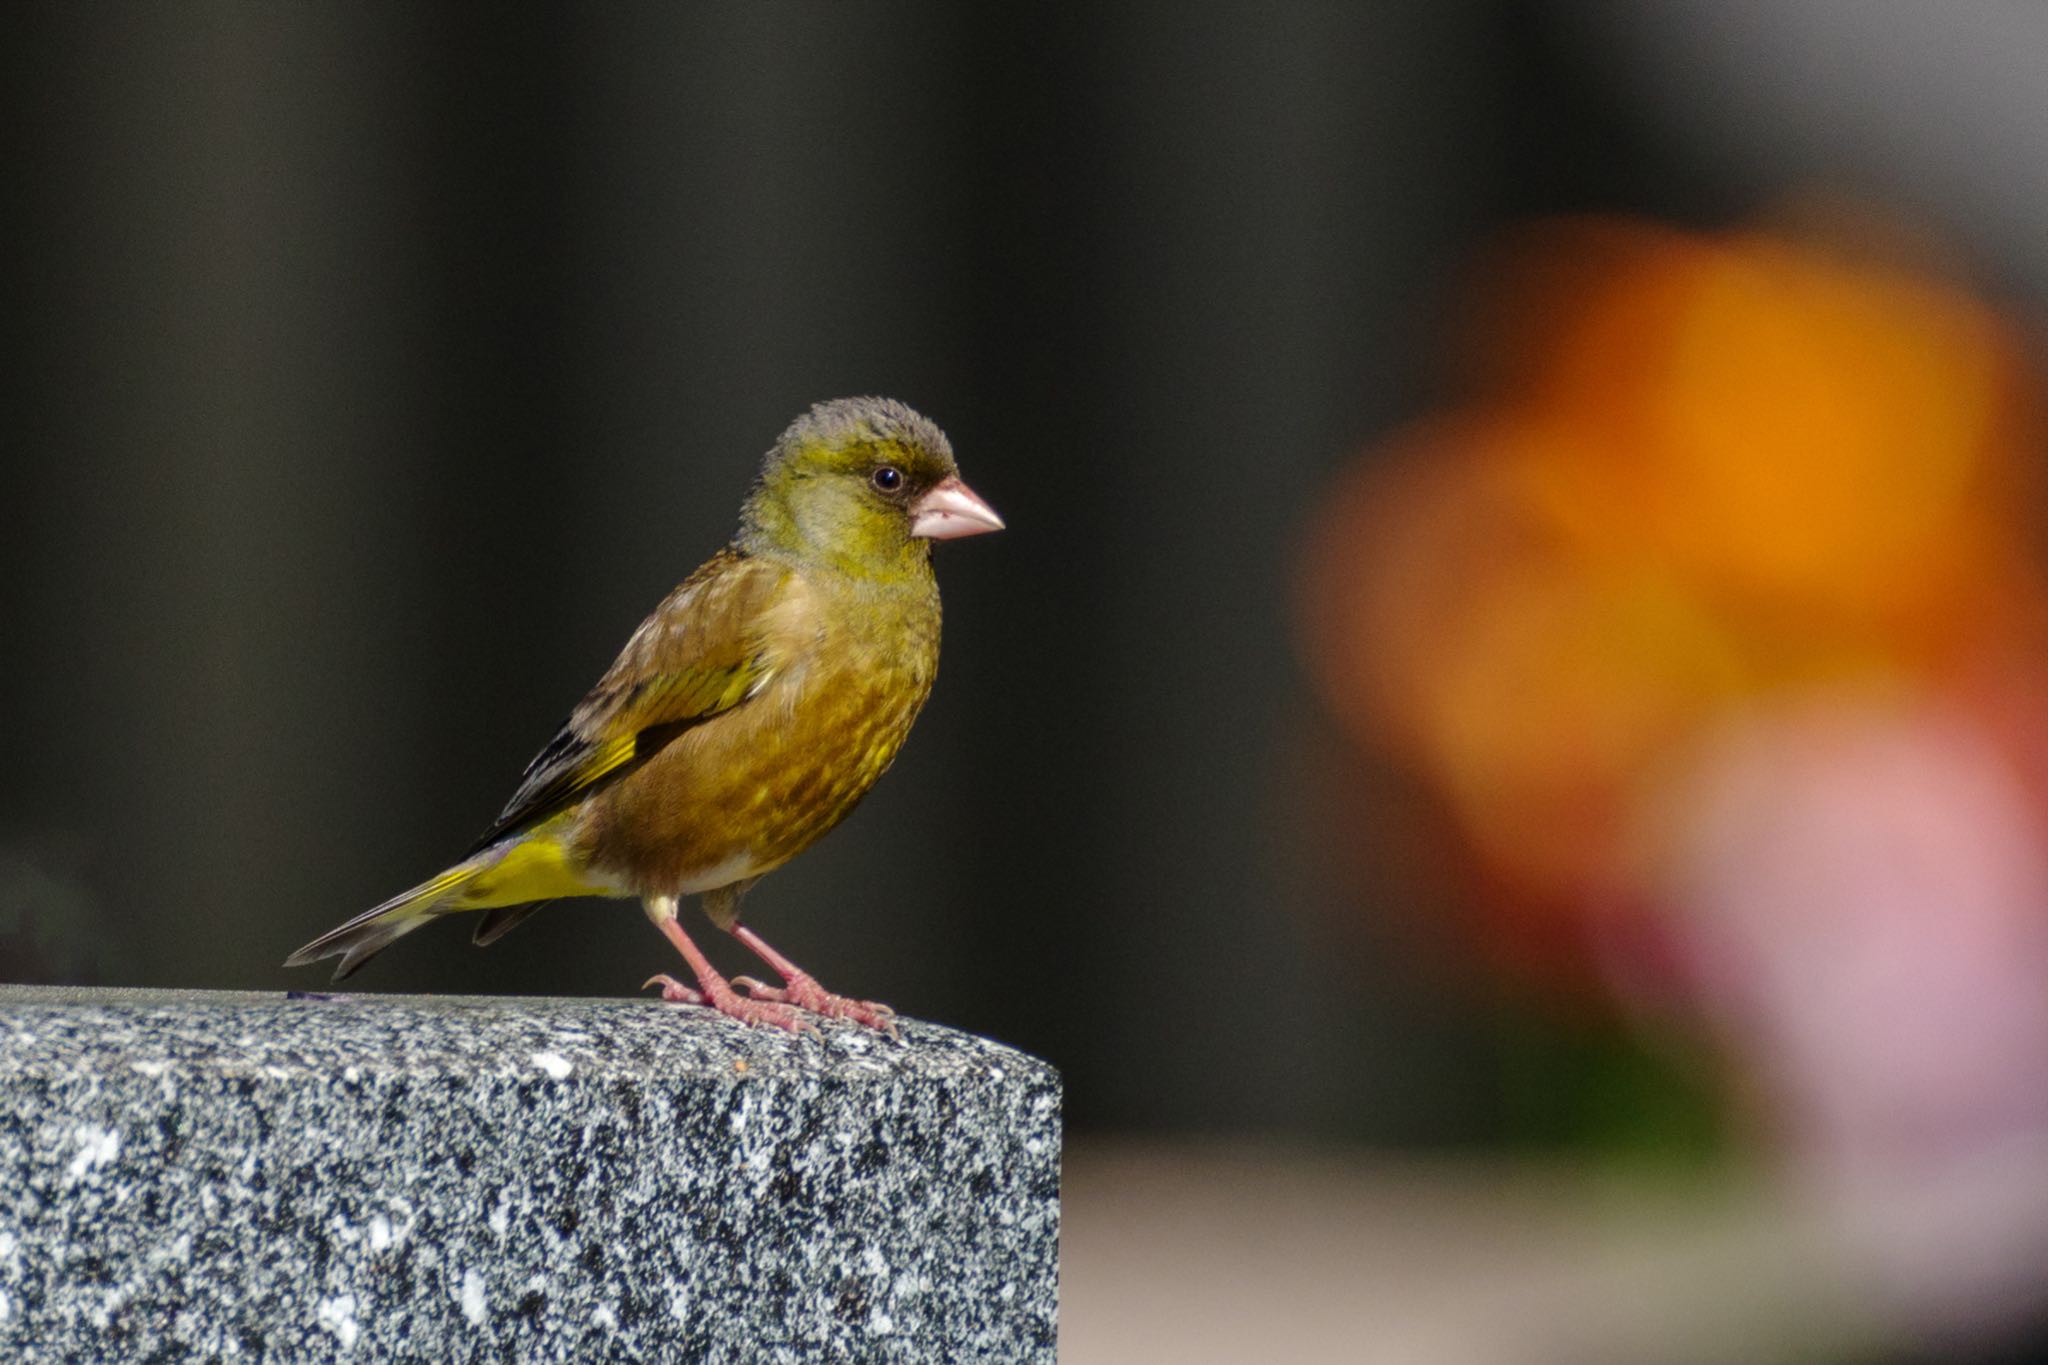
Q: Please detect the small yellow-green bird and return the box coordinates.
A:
[285,397,1003,1031]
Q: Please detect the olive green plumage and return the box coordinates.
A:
[286,397,1001,1025]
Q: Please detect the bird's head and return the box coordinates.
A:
[739,397,1004,578]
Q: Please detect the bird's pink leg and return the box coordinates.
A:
[730,926,899,1036]
[639,896,809,1032]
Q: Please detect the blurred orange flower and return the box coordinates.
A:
[1299,202,2048,1365]
[1300,213,2048,939]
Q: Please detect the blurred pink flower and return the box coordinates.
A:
[1653,694,2048,1177]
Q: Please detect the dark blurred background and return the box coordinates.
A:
[10,5,2048,1360]
[2,1,1529,1135]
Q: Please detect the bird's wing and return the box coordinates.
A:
[467,548,788,853]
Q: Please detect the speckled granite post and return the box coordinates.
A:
[0,986,1059,1361]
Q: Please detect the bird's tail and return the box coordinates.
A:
[284,826,607,981]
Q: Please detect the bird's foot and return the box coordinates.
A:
[732,971,899,1036]
[642,973,812,1034]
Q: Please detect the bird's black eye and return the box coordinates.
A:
[870,465,904,493]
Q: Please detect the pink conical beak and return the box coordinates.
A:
[910,475,1005,540]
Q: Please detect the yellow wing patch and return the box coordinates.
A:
[468,549,791,854]
[468,658,768,853]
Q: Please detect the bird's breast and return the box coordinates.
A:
[578,579,941,897]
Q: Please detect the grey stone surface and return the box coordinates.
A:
[0,987,1060,1361]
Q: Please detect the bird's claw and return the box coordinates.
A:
[642,973,705,1005]
[733,973,900,1037]
[643,973,812,1033]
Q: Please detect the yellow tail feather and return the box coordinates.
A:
[283,830,608,981]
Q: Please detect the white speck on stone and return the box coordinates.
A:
[317,1293,359,1349]
[368,1215,393,1252]
[530,1051,573,1080]
[0,1289,11,1321]
[94,1284,129,1328]
[343,1066,361,1083]
[593,1304,618,1330]
[868,1307,895,1336]
[998,1281,1015,1301]
[862,1246,888,1277]
[65,1125,120,1180]
[459,1268,487,1325]
[128,1060,167,1078]
[488,1188,512,1239]
[669,1289,689,1322]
